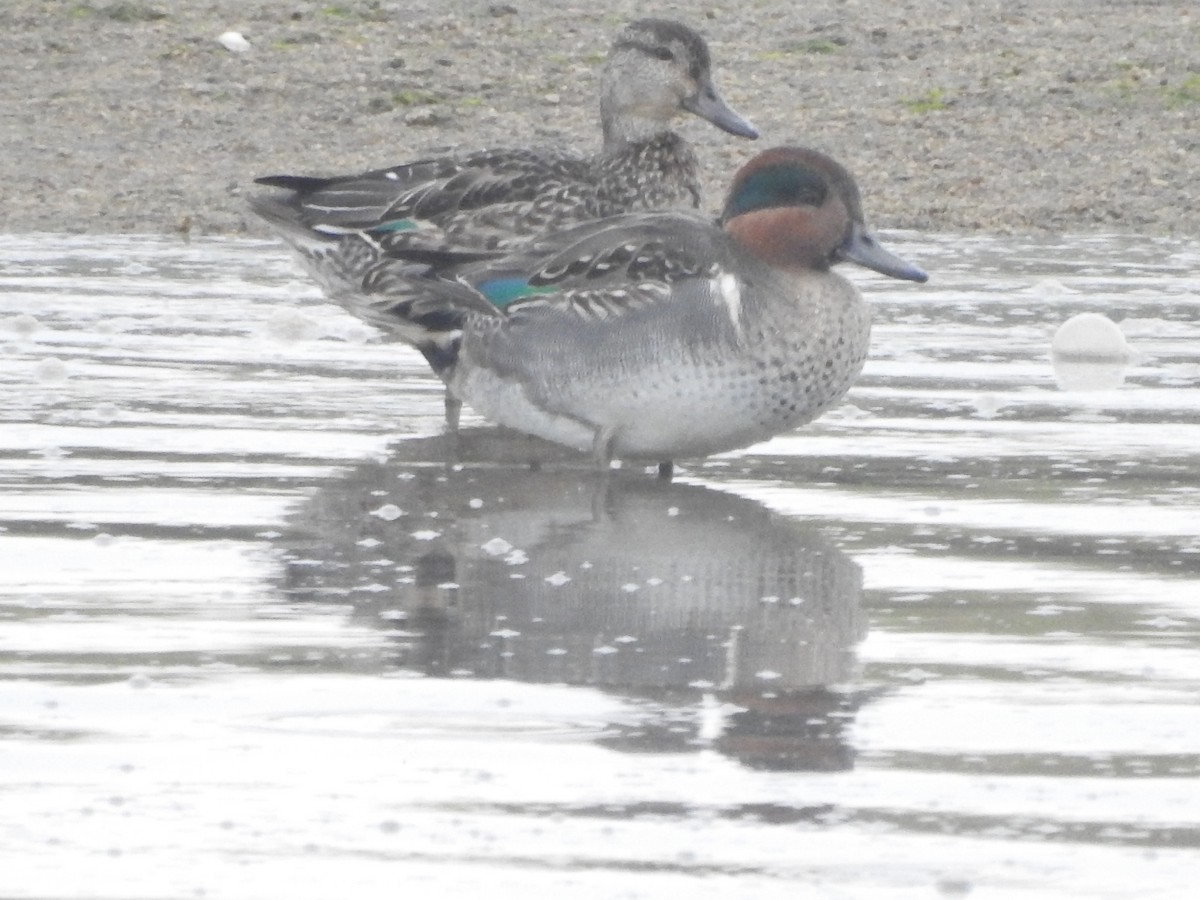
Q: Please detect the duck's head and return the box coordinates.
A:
[719,147,928,283]
[601,19,759,147]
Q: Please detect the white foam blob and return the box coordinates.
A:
[217,31,251,53]
[1051,313,1130,361]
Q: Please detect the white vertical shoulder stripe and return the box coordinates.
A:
[712,271,742,337]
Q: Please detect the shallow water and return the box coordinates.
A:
[1,232,1198,898]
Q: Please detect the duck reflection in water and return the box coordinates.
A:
[281,429,870,772]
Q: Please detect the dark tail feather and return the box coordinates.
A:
[247,194,332,246]
[253,174,340,193]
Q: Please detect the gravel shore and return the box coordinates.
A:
[2,0,1197,236]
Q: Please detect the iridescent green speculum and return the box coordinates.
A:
[369,219,420,233]
[475,277,559,308]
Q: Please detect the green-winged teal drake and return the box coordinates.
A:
[258,146,928,472]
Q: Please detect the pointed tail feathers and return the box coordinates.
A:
[252,191,496,370]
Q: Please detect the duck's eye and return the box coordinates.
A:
[652,46,675,62]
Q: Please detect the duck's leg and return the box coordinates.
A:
[589,473,615,520]
[656,461,674,482]
[443,391,462,434]
[591,426,616,473]
[439,390,462,471]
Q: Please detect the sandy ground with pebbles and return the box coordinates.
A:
[1,0,1197,237]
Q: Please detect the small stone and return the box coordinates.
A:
[404,108,442,127]
[217,31,251,53]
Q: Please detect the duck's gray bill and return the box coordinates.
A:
[684,80,759,139]
[839,224,928,283]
